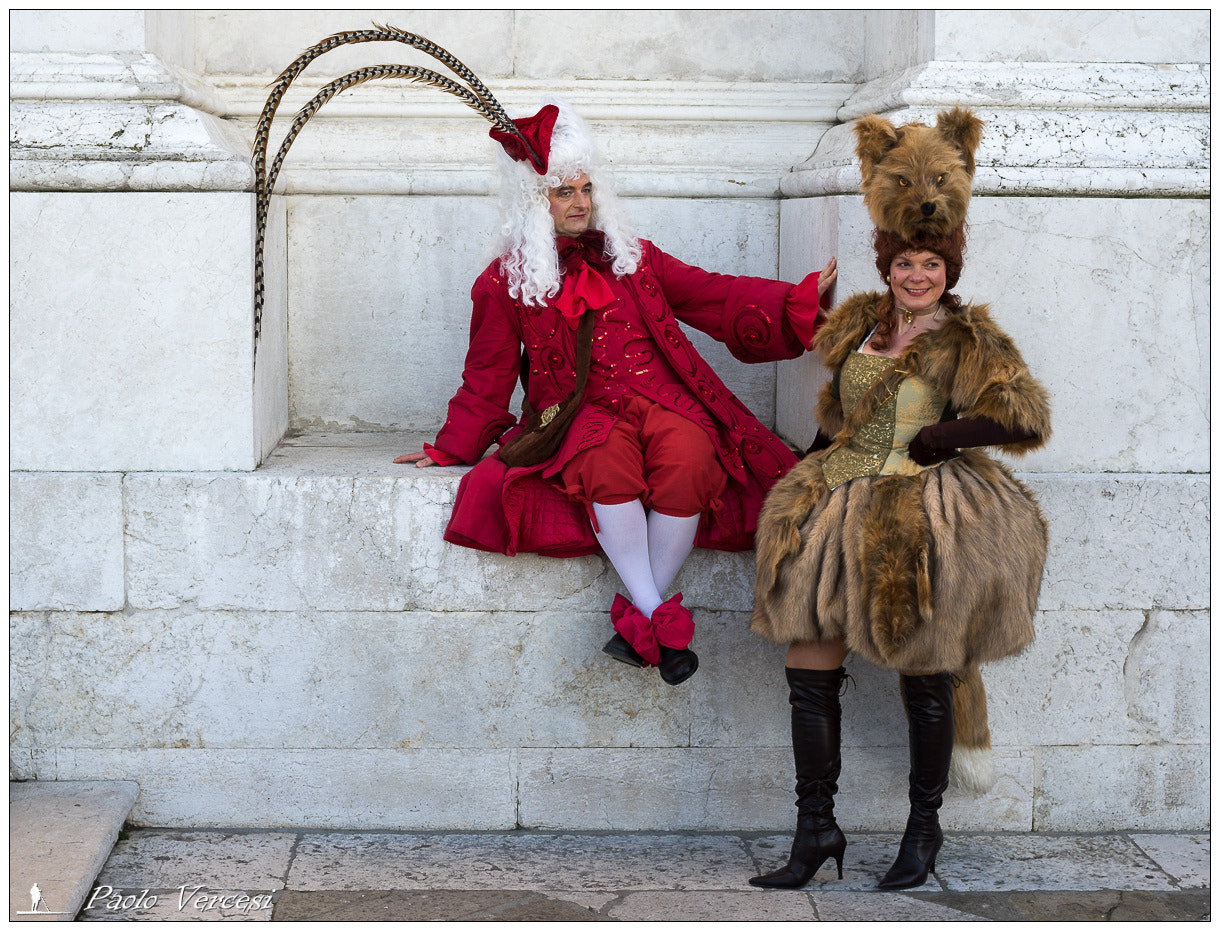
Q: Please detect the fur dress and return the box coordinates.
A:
[751,291,1051,789]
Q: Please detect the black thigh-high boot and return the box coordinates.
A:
[878,672,955,890]
[750,666,848,888]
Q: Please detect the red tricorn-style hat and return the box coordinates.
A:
[489,104,558,175]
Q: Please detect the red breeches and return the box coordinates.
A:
[560,397,727,518]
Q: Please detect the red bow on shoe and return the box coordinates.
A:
[650,593,695,650]
[611,594,660,667]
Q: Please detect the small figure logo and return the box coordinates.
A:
[15,883,72,917]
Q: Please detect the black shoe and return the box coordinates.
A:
[878,672,954,891]
[750,821,846,887]
[658,645,698,685]
[877,819,943,890]
[602,633,645,668]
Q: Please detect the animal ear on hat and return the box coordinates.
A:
[489,103,559,175]
[935,107,985,178]
[853,114,900,186]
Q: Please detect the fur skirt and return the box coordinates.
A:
[751,448,1047,673]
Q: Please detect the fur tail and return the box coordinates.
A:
[862,477,933,664]
[949,664,996,794]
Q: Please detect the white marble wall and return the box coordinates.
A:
[9,10,148,53]
[9,192,277,472]
[931,10,1210,64]
[286,195,787,433]
[9,437,1209,830]
[9,474,124,612]
[193,10,866,82]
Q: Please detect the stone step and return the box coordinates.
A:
[7,434,1210,832]
[9,781,138,922]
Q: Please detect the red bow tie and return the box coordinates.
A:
[555,262,618,328]
[557,230,610,271]
[554,232,617,328]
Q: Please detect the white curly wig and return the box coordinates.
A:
[489,96,641,306]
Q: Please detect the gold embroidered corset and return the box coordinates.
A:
[822,351,950,490]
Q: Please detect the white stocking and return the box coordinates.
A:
[592,500,664,617]
[647,511,700,597]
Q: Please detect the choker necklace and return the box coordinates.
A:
[903,304,944,326]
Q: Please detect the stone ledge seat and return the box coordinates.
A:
[242,430,761,617]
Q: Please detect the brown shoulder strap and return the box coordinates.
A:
[498,308,595,468]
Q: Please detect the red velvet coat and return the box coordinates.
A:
[434,237,813,557]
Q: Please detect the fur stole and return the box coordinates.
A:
[813,292,1052,453]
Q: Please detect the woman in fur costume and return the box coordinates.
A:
[749,225,1050,891]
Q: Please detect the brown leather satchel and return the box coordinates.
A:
[498,308,595,468]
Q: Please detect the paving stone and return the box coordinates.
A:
[811,891,982,921]
[549,891,621,912]
[270,890,604,922]
[462,893,608,922]
[611,889,816,921]
[79,828,1213,923]
[287,832,757,892]
[1130,833,1211,888]
[79,887,275,921]
[937,833,1178,892]
[910,889,1212,922]
[91,830,294,891]
[10,780,138,922]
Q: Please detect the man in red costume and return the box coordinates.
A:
[398,97,835,685]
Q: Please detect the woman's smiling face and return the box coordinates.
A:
[889,250,947,316]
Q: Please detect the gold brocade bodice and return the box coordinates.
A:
[822,351,951,490]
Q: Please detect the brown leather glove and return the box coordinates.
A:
[909,416,1037,466]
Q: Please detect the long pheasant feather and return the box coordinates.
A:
[263,65,520,207]
[252,26,535,349]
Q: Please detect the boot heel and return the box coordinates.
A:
[878,830,942,889]
[834,853,844,880]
